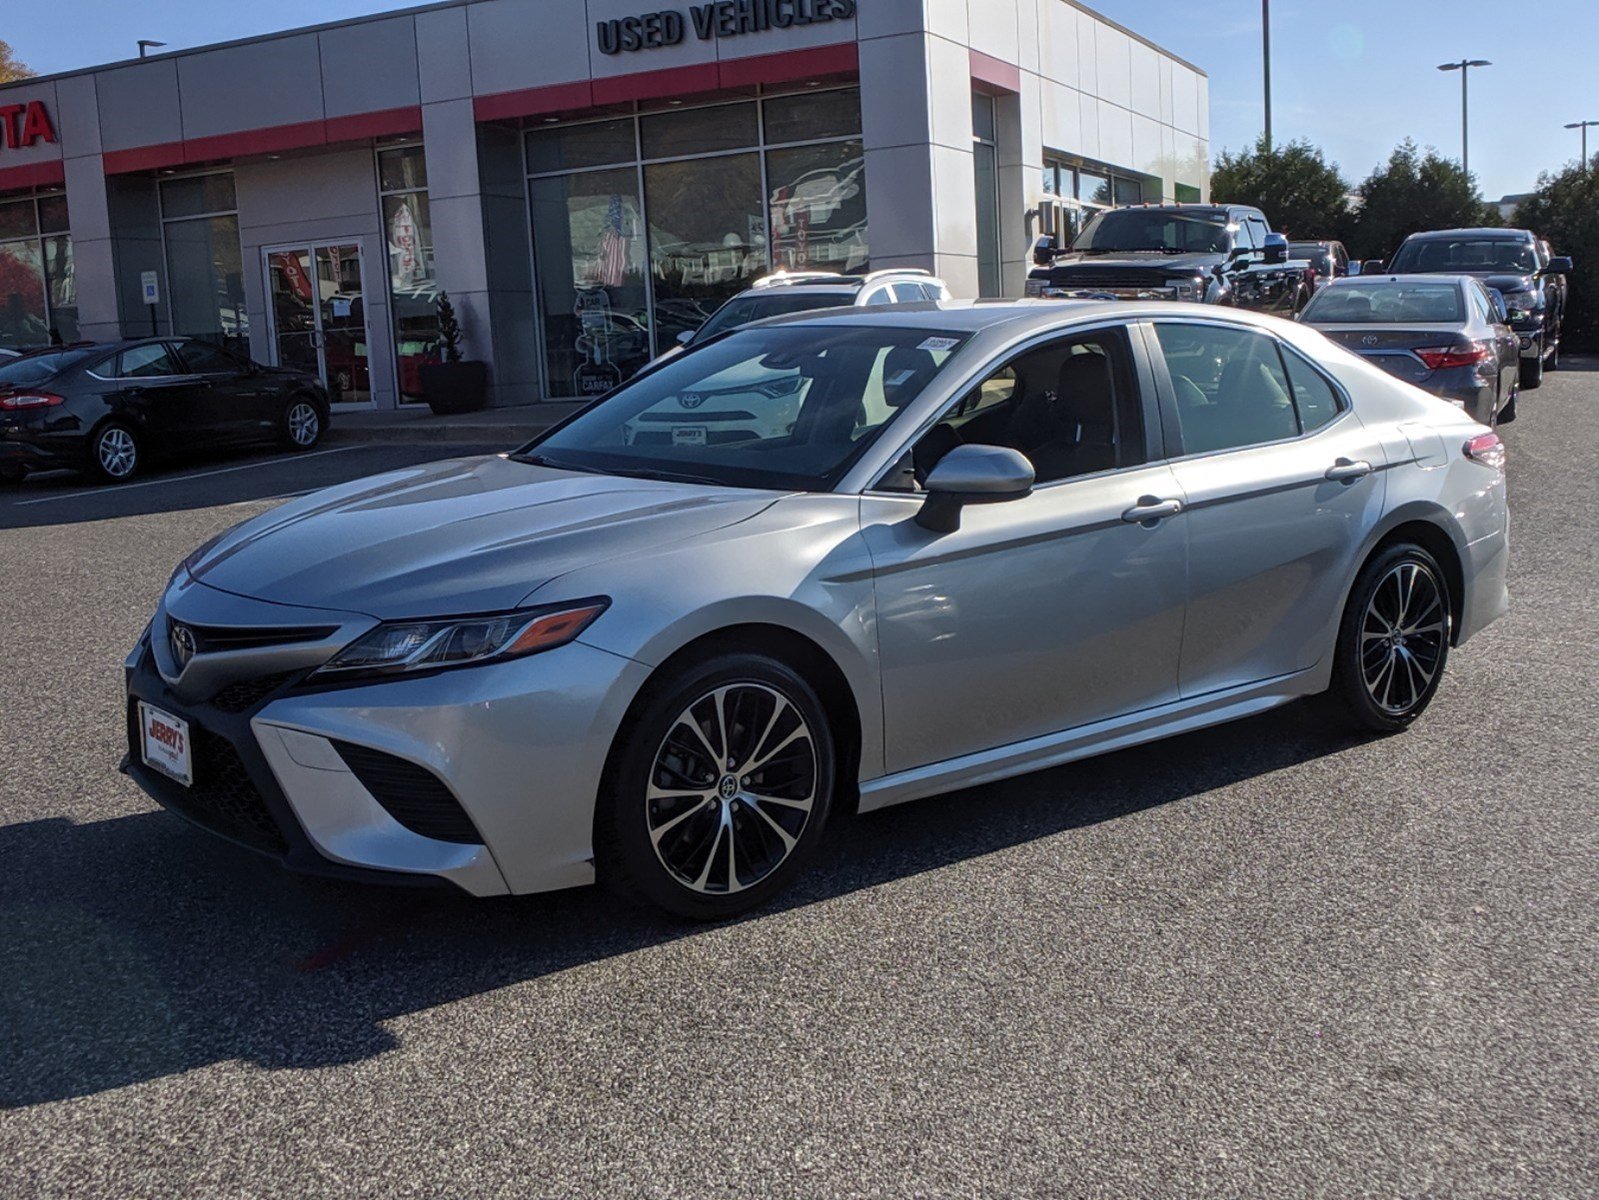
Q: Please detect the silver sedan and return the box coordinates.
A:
[1298,274,1520,426]
[126,302,1510,918]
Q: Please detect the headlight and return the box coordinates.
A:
[313,598,609,679]
[1504,290,1543,320]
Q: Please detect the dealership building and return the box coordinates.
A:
[0,0,1209,408]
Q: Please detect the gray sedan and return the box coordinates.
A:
[1298,274,1520,425]
[125,301,1510,919]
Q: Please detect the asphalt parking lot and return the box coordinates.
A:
[1,374,1595,1198]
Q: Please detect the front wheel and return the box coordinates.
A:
[1324,543,1451,733]
[90,421,140,483]
[595,653,835,920]
[1519,347,1544,391]
[281,398,323,450]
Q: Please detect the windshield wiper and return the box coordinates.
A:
[513,453,607,474]
[605,466,728,487]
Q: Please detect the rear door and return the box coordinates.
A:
[1147,319,1388,697]
[112,343,214,445]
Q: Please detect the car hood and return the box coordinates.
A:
[1048,250,1221,273]
[189,454,781,618]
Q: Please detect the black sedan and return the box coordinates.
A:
[0,338,329,483]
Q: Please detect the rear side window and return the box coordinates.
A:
[0,348,94,386]
[1153,323,1298,453]
[1279,348,1342,433]
[119,345,180,378]
[891,282,926,302]
[864,288,893,306]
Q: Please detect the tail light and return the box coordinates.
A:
[1415,343,1490,371]
[1464,432,1505,471]
[0,391,65,411]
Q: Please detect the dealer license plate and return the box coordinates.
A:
[139,702,193,788]
[671,425,707,447]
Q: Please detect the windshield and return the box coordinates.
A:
[0,348,96,386]
[516,324,967,491]
[1071,209,1231,254]
[1302,282,1464,323]
[692,291,856,342]
[1389,238,1537,274]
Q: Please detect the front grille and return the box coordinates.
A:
[130,701,287,854]
[332,741,483,844]
[635,410,757,423]
[209,670,300,713]
[181,622,338,654]
[629,429,759,447]
[1051,268,1171,289]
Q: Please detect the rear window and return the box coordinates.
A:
[0,348,96,386]
[1302,282,1464,324]
[694,291,855,341]
[1389,237,1536,274]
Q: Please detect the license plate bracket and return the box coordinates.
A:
[138,702,193,788]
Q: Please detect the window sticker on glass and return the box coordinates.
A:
[916,336,961,352]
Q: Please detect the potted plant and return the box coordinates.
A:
[418,292,488,414]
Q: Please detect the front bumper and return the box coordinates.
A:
[126,596,652,896]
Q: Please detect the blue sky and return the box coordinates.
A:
[7,0,1596,198]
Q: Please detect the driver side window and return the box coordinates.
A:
[893,329,1144,490]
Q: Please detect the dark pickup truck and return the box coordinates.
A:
[1025,203,1314,316]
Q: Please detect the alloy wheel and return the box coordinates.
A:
[1359,561,1447,715]
[646,682,817,895]
[288,402,320,446]
[97,427,137,479]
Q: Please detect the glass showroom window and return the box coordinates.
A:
[972,92,1001,298]
[160,172,248,355]
[377,145,437,403]
[0,191,76,350]
[1043,156,1153,239]
[526,87,867,398]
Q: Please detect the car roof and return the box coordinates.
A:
[1402,227,1534,241]
[1322,273,1471,288]
[750,297,1308,337]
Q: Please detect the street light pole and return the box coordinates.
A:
[1262,0,1272,152]
[1565,120,1598,170]
[1437,59,1491,178]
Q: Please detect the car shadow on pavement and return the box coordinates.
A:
[0,699,1364,1108]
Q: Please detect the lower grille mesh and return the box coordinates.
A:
[331,741,483,845]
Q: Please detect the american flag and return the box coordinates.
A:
[595,194,630,287]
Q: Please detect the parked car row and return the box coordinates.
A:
[0,338,330,484]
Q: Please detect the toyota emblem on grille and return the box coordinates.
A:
[679,391,706,409]
[1361,335,1380,347]
[169,621,197,669]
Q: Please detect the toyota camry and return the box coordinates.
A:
[124,301,1509,919]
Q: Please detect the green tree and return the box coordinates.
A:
[0,39,33,83]
[1514,157,1599,351]
[1210,136,1352,242]
[1351,140,1498,262]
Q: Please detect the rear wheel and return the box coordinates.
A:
[1546,337,1559,371]
[1499,391,1518,425]
[1325,543,1451,733]
[595,653,835,920]
[90,421,140,483]
[281,397,323,450]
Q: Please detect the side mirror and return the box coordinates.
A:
[915,444,1035,533]
[676,329,694,346]
[1542,255,1572,275]
[1363,260,1386,275]
[1262,233,1289,264]
[1488,289,1510,323]
[1032,236,1056,267]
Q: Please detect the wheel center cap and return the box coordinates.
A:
[717,775,739,800]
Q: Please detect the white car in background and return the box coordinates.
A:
[628,269,952,448]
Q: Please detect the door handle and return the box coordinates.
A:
[1122,496,1184,525]
[1325,458,1372,483]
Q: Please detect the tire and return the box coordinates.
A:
[1498,391,1518,425]
[90,421,140,483]
[1324,543,1451,733]
[1546,336,1559,371]
[0,463,26,485]
[280,397,324,450]
[595,652,836,920]
[1519,346,1544,391]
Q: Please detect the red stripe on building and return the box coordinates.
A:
[473,81,595,123]
[717,41,858,90]
[0,159,67,192]
[591,62,722,107]
[101,106,424,175]
[969,49,1021,95]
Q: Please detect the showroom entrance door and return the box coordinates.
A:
[264,242,373,405]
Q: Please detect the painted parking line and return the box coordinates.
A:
[10,446,360,507]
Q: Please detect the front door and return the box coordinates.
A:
[265,242,372,405]
[860,325,1189,775]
